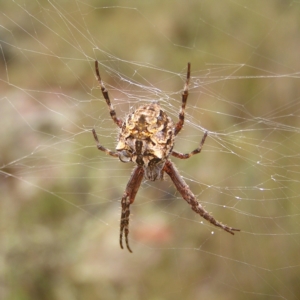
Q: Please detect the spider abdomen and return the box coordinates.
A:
[116,102,175,180]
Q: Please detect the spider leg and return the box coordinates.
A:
[120,166,144,253]
[172,131,208,159]
[174,62,191,136]
[95,61,123,128]
[92,128,119,158]
[163,160,240,235]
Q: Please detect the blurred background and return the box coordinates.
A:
[1,1,300,299]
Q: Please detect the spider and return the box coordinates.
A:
[92,61,240,252]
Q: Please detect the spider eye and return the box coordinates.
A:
[119,150,132,163]
[144,158,165,181]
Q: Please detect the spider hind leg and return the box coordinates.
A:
[174,62,191,136]
[95,61,123,128]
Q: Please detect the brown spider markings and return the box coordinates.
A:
[92,61,240,252]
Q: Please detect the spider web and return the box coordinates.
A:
[1,1,300,299]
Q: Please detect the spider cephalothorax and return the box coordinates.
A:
[92,61,240,252]
[116,102,174,180]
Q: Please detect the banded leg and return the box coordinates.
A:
[120,166,144,253]
[95,61,123,128]
[92,128,119,157]
[171,131,208,159]
[163,160,240,235]
[174,62,191,136]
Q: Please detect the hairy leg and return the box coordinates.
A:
[174,62,191,136]
[172,131,208,159]
[163,160,240,235]
[92,128,119,157]
[120,166,144,252]
[95,60,123,128]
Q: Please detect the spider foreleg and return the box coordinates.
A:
[172,131,208,159]
[120,194,132,252]
[92,129,119,158]
[95,61,123,128]
[190,202,240,235]
[163,160,240,235]
[119,166,144,253]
